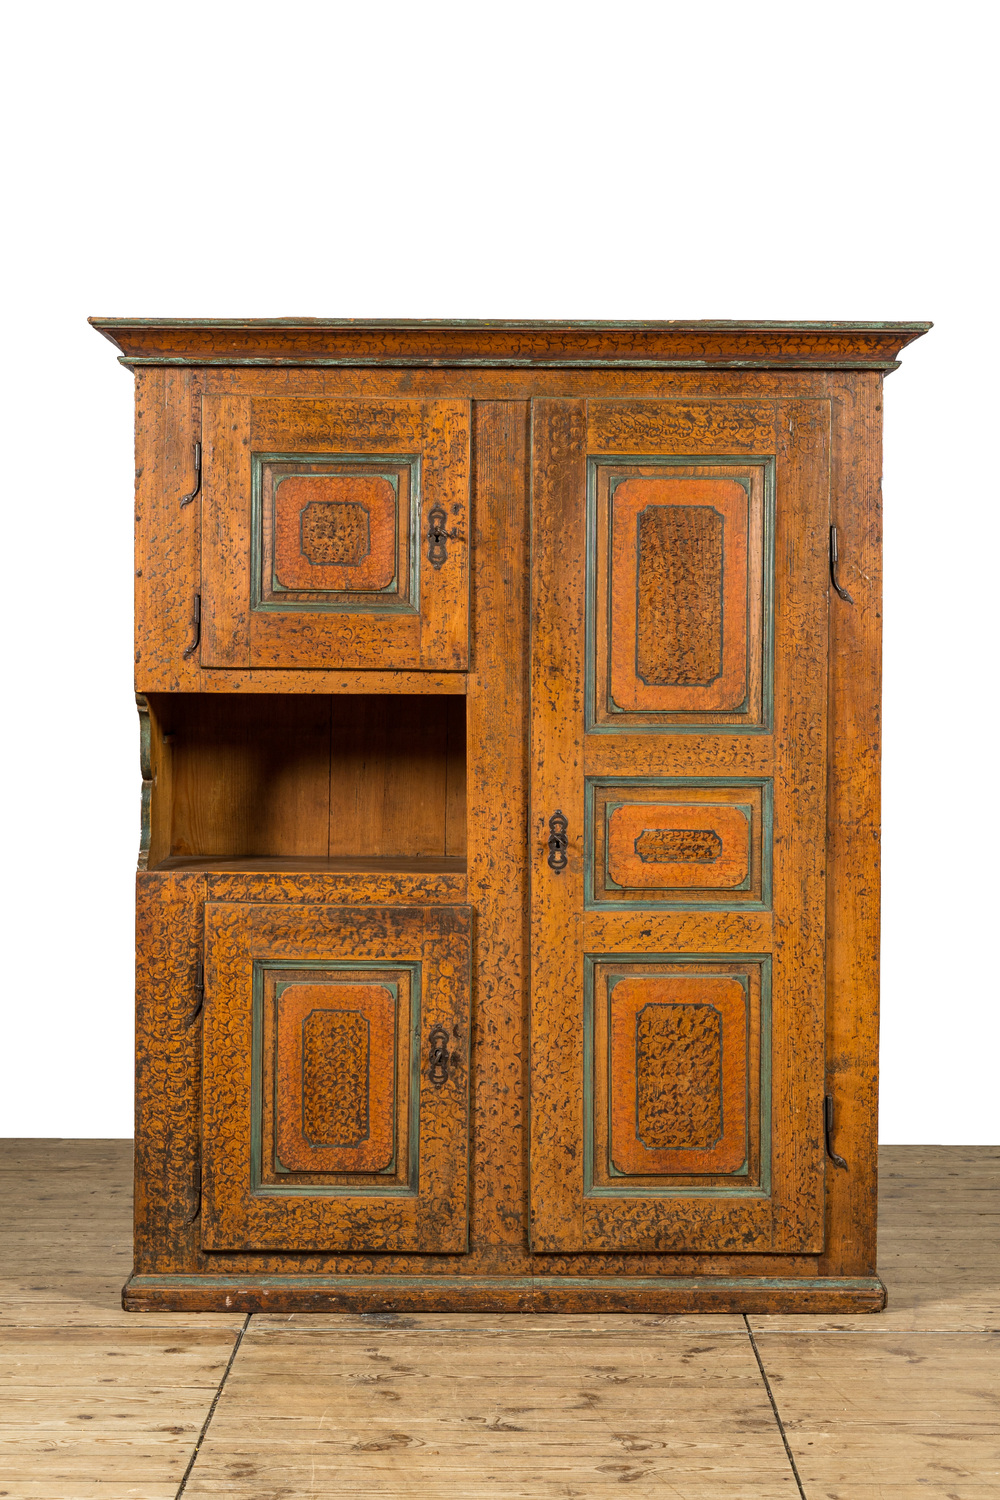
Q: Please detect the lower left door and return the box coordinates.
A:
[200,902,471,1253]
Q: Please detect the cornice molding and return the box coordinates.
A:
[89,318,931,371]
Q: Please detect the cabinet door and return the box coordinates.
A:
[529,397,830,1253]
[201,903,471,1252]
[200,396,469,670]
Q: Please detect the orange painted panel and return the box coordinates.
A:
[609,975,748,1175]
[275,981,396,1173]
[609,477,749,712]
[272,474,397,593]
[607,802,750,890]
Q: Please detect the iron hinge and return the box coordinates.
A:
[179,441,202,507]
[182,594,201,660]
[824,1093,849,1171]
[185,962,205,1027]
[186,1161,202,1223]
[830,526,854,603]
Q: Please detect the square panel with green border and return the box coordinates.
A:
[251,452,421,615]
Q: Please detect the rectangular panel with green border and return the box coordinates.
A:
[250,959,421,1198]
[584,776,773,912]
[583,953,772,1200]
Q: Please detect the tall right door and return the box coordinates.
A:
[529,394,831,1254]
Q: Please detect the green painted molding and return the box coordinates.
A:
[125,1272,881,1308]
[585,455,776,736]
[584,776,774,912]
[90,318,934,331]
[250,960,421,1199]
[583,953,772,1201]
[250,453,421,617]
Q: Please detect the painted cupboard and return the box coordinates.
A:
[91,318,929,1313]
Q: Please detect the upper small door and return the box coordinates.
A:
[199,396,470,670]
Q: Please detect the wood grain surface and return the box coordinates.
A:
[112,333,921,1308]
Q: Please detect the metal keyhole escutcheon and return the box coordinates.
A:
[547,810,569,874]
[428,1026,450,1086]
[427,506,448,569]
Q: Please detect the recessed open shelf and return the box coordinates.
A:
[144,693,466,873]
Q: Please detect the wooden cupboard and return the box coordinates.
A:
[92,318,929,1314]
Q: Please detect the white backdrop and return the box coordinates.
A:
[2,0,996,1140]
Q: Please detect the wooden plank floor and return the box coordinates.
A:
[1,1145,996,1498]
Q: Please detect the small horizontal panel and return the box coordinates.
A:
[587,454,774,733]
[608,802,750,890]
[249,397,427,451]
[274,980,396,1174]
[587,778,772,910]
[608,974,748,1176]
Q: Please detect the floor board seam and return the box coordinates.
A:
[744,1313,808,1499]
[175,1312,250,1498]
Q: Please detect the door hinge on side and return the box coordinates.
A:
[830,526,855,603]
[179,441,202,507]
[824,1093,849,1171]
[185,962,205,1027]
[185,1161,202,1223]
[182,594,201,660]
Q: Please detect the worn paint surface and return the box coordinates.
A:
[114,326,918,1310]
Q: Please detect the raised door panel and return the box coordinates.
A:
[201,902,471,1252]
[606,970,749,1177]
[530,396,829,1255]
[588,449,772,732]
[200,396,469,671]
[273,980,398,1174]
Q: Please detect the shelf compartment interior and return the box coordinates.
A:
[145,693,466,870]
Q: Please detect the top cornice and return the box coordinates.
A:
[88,318,931,371]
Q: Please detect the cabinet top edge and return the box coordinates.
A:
[88,317,932,369]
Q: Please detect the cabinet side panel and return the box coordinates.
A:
[820,373,882,1277]
[134,369,203,691]
[134,873,206,1272]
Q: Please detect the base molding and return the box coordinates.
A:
[123,1273,887,1315]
